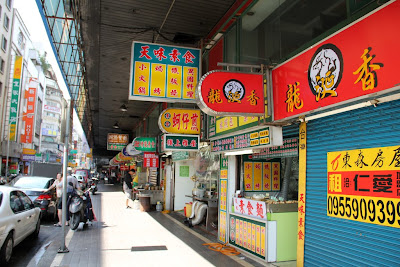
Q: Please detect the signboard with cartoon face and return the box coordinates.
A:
[272,1,400,121]
[196,71,265,116]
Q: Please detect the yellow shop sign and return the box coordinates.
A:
[158,108,200,135]
[22,148,36,155]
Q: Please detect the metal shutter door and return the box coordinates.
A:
[305,99,400,266]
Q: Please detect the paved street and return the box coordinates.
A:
[7,183,267,267]
[8,183,295,267]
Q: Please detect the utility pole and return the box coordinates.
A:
[58,99,71,253]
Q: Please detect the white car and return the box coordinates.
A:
[0,186,41,265]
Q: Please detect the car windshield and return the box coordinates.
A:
[11,177,51,189]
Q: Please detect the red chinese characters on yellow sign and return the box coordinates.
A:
[327,145,400,229]
[158,108,200,135]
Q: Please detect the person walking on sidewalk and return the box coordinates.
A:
[45,172,63,227]
[123,169,135,208]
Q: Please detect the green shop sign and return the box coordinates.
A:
[172,151,189,161]
[163,134,199,151]
[133,137,156,152]
[211,126,282,153]
[107,143,126,151]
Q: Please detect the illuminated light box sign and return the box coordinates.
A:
[197,70,265,116]
[272,1,400,121]
[158,108,200,135]
[327,145,400,228]
[162,134,199,151]
[107,133,129,151]
[129,41,200,103]
[133,137,156,152]
[210,126,282,153]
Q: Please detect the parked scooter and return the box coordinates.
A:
[90,177,98,194]
[69,188,95,230]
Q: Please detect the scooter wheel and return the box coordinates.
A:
[70,214,80,230]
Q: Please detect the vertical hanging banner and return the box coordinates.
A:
[9,56,23,141]
[129,41,200,102]
[21,78,38,143]
[297,122,307,267]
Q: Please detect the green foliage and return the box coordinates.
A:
[40,52,51,73]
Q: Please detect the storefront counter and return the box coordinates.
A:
[138,190,163,205]
[230,197,297,262]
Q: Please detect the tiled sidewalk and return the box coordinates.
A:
[31,183,290,267]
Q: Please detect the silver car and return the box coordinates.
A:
[0,186,41,265]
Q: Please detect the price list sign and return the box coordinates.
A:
[327,145,400,228]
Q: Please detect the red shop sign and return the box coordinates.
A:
[272,1,400,121]
[143,152,159,168]
[120,165,129,171]
[196,71,264,116]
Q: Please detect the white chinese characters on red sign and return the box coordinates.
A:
[143,152,159,168]
[233,197,266,220]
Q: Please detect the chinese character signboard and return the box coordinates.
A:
[297,122,307,264]
[129,41,200,103]
[327,145,400,229]
[143,152,159,168]
[197,71,265,116]
[233,197,266,220]
[42,128,58,137]
[210,126,282,153]
[21,79,38,143]
[273,1,400,121]
[107,133,129,151]
[162,134,199,151]
[219,155,228,243]
[133,137,156,152]
[244,160,280,192]
[229,214,266,260]
[208,115,268,139]
[158,108,200,135]
[172,151,189,161]
[9,56,23,141]
[44,105,61,114]
[253,138,299,159]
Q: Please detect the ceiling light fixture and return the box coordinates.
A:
[113,122,120,129]
[120,104,128,112]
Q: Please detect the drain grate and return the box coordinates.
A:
[131,246,168,252]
